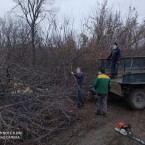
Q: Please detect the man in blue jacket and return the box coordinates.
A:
[71,67,84,108]
[108,43,121,78]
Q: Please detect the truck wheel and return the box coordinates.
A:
[127,89,145,110]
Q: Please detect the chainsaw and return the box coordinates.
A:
[115,122,145,145]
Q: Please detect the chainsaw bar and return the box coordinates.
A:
[115,127,145,145]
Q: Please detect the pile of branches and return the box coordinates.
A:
[0,66,77,145]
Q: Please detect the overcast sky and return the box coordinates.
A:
[55,0,145,20]
[0,0,145,28]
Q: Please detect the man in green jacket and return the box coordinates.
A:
[94,69,110,117]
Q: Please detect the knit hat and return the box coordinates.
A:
[114,42,118,46]
[99,68,105,74]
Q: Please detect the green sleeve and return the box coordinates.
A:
[108,79,111,90]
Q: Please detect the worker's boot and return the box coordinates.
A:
[114,73,117,78]
[102,112,107,117]
[96,110,102,115]
[77,103,81,109]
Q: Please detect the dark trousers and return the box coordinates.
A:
[76,86,84,106]
[97,94,107,114]
[111,62,119,78]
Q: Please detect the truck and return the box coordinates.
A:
[98,56,145,110]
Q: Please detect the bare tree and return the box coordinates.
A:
[13,0,54,67]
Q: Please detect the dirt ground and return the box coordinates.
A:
[50,98,145,145]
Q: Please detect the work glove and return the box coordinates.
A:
[116,60,120,64]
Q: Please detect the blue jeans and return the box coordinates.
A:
[76,86,84,106]
[111,62,119,77]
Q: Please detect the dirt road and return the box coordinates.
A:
[51,99,145,145]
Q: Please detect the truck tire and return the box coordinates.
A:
[127,89,145,110]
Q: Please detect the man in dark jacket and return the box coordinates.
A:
[71,67,84,108]
[94,69,110,117]
[108,43,121,78]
